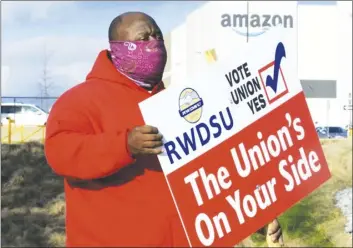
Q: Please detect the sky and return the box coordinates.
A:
[1,1,206,97]
[1,1,336,98]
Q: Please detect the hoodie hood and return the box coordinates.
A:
[86,50,164,94]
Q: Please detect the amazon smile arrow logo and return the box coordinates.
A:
[221,14,294,37]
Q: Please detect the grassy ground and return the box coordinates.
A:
[1,139,352,247]
[1,142,65,247]
[245,138,353,247]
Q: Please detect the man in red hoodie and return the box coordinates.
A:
[45,11,283,247]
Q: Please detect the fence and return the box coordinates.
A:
[1,118,352,145]
[1,96,352,144]
[1,96,57,144]
[1,118,46,144]
[1,96,58,113]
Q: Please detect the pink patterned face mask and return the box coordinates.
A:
[109,40,167,88]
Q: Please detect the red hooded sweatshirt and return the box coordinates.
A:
[45,50,189,247]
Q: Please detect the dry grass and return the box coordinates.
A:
[1,142,65,247]
[242,138,353,247]
[1,139,352,247]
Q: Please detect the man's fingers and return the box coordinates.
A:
[139,125,159,134]
[279,235,284,246]
[144,147,163,155]
[270,228,282,242]
[142,134,163,141]
[267,220,279,235]
[142,141,163,148]
[268,227,276,235]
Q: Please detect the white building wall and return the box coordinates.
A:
[297,3,352,126]
[169,1,351,127]
[170,23,187,86]
[180,1,297,78]
[337,1,352,126]
[298,4,339,126]
[298,5,338,80]
[168,2,235,85]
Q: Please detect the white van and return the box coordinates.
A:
[1,103,49,126]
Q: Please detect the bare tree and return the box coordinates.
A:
[38,45,55,110]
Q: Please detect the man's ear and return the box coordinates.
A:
[107,51,112,61]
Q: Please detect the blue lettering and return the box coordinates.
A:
[210,115,222,138]
[164,141,181,164]
[196,123,211,146]
[220,107,233,130]
[176,128,197,156]
[166,107,235,165]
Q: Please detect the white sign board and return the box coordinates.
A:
[139,30,330,247]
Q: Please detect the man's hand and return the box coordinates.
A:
[127,125,163,156]
[266,218,284,247]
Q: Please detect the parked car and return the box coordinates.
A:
[316,128,329,139]
[316,126,348,139]
[1,103,49,126]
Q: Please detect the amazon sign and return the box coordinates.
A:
[219,1,296,38]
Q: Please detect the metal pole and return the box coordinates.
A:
[349,93,352,127]
[326,100,330,134]
[42,126,45,143]
[20,126,24,144]
[13,97,16,124]
[8,118,12,144]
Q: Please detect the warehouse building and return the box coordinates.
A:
[163,1,352,127]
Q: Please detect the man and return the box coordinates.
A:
[45,11,283,247]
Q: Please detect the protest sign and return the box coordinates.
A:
[139,30,331,247]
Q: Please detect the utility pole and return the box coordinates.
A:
[38,45,55,111]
